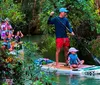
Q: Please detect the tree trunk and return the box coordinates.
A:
[95,0,100,8]
[95,0,100,15]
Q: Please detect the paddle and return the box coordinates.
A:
[56,17,100,65]
[73,35,100,65]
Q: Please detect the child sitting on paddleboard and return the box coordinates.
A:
[68,47,84,69]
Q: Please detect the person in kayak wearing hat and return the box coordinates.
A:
[47,8,75,68]
[68,47,84,69]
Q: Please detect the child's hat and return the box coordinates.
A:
[69,47,79,52]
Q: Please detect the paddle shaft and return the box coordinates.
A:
[56,17,100,65]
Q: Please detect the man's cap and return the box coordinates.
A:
[59,8,69,13]
[69,47,79,52]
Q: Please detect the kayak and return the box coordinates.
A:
[41,62,100,77]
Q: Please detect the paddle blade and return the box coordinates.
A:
[94,57,100,65]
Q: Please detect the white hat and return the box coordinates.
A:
[5,18,10,21]
[69,47,79,52]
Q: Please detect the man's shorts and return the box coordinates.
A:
[56,38,70,48]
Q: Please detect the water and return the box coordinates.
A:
[22,35,100,85]
[55,74,100,85]
[21,35,43,43]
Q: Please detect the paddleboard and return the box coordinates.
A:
[41,62,100,76]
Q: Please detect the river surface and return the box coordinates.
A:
[54,74,100,85]
[22,35,100,85]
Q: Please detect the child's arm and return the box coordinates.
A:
[77,57,84,65]
[20,31,24,37]
[68,57,72,68]
[76,54,81,64]
[68,57,70,65]
[68,57,73,68]
[77,57,81,63]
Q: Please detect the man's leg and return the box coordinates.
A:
[64,46,69,64]
[56,38,63,68]
[56,47,61,68]
[64,38,70,65]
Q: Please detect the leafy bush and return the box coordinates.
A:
[40,35,56,60]
[0,0,25,24]
[39,0,100,39]
[0,42,55,85]
[89,37,100,58]
[38,0,100,64]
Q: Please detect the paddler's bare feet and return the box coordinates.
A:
[56,65,60,68]
[56,64,64,68]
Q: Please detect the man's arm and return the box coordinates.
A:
[66,19,75,35]
[47,16,53,24]
[47,11,55,24]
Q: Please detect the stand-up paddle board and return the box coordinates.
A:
[41,62,100,76]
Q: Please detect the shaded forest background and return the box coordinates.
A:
[0,0,100,64]
[0,0,100,36]
[0,0,100,84]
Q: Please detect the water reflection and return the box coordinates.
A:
[69,75,79,85]
[22,35,100,85]
[55,74,100,85]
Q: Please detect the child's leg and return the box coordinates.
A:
[69,64,78,69]
[70,65,73,69]
[72,64,78,68]
[78,60,84,68]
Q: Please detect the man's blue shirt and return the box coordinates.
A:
[47,16,73,38]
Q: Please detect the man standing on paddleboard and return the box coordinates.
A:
[47,8,74,68]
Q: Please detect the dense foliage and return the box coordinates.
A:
[39,0,100,38]
[38,0,100,63]
[89,37,100,58]
[0,0,24,24]
[1,0,100,35]
[0,42,55,84]
[0,0,100,84]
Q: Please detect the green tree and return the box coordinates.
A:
[21,0,42,34]
[0,0,24,24]
[38,0,100,62]
[39,0,100,38]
